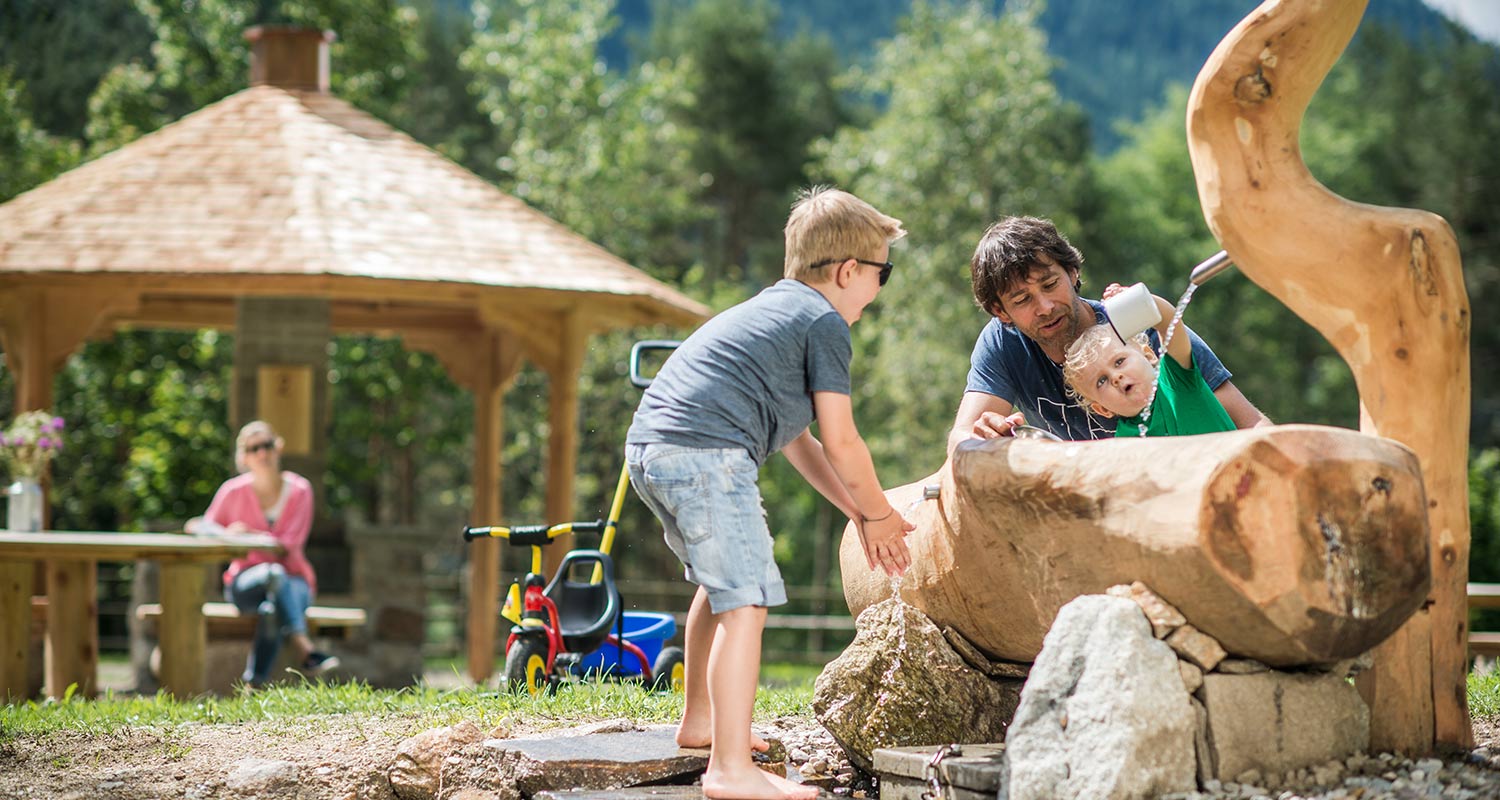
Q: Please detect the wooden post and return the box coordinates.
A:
[465,330,506,685]
[1185,0,1471,751]
[156,561,206,697]
[0,560,32,700]
[43,559,96,698]
[542,312,586,579]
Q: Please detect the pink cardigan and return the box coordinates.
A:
[206,471,317,595]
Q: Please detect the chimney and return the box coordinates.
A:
[245,26,336,92]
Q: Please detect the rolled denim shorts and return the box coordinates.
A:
[625,442,786,614]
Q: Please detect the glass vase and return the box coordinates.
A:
[6,479,44,532]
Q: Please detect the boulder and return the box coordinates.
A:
[1004,595,1196,800]
[389,721,488,800]
[814,598,1021,772]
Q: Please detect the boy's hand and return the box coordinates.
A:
[856,511,915,576]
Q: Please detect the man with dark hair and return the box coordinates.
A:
[948,216,1268,450]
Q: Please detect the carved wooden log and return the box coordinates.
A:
[840,425,1431,667]
[1185,0,1471,750]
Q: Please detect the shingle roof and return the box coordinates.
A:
[0,85,708,325]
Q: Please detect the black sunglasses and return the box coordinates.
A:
[808,257,894,286]
[243,440,276,454]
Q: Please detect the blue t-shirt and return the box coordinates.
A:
[627,280,852,465]
[964,299,1231,440]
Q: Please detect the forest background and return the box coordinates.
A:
[2,0,1499,659]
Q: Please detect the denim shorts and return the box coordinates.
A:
[625,442,786,614]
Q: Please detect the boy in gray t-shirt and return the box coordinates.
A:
[626,187,913,800]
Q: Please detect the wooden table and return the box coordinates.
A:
[0,530,279,700]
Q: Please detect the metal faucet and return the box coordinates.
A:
[1189,250,1236,286]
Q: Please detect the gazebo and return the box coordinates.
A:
[0,27,709,686]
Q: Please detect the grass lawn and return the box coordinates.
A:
[0,661,820,741]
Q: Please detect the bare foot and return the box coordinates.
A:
[676,722,770,753]
[702,764,818,800]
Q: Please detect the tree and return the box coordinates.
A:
[817,0,1093,483]
[648,0,850,285]
[0,70,82,203]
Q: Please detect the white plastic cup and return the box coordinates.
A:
[1102,282,1162,341]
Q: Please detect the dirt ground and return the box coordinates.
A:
[2,714,1499,800]
[6,655,1500,800]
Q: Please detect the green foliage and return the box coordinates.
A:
[85,0,421,153]
[464,0,707,277]
[0,70,82,203]
[819,0,1092,481]
[49,331,233,531]
[648,0,850,283]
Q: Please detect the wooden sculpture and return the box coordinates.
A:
[840,425,1431,667]
[1185,0,1471,751]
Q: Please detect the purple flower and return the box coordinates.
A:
[37,437,51,449]
[48,417,65,432]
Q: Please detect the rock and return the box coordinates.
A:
[389,721,487,800]
[1106,582,1187,638]
[1189,696,1214,786]
[1178,660,1204,694]
[482,727,707,798]
[225,758,300,799]
[942,625,1031,679]
[579,718,641,735]
[1198,670,1369,781]
[1004,595,1197,800]
[814,598,1021,773]
[1214,658,1269,675]
[1165,624,1227,671]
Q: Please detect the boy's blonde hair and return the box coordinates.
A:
[783,186,906,281]
[1062,324,1156,408]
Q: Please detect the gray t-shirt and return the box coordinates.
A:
[627,279,852,465]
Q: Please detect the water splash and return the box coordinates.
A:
[1136,283,1199,435]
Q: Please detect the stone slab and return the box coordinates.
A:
[483,728,709,797]
[535,786,837,800]
[488,728,701,766]
[1199,671,1369,780]
[534,787,706,800]
[873,744,1006,791]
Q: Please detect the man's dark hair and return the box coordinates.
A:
[970,216,1084,316]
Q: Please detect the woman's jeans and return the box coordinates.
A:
[225,563,311,684]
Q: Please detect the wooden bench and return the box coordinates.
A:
[1468,583,1500,659]
[136,601,366,638]
[136,602,366,694]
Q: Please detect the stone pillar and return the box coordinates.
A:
[347,519,427,688]
[232,297,346,592]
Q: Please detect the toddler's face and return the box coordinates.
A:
[1078,336,1157,418]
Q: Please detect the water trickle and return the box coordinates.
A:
[1136,282,1199,435]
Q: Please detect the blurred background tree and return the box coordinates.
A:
[1,0,1497,661]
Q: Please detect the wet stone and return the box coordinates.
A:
[483,727,708,797]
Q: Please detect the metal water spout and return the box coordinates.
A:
[1190,250,1236,286]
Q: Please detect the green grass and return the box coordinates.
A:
[0,671,815,742]
[1469,668,1500,718]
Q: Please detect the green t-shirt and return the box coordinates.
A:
[1115,353,1235,438]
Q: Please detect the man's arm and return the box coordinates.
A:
[1212,380,1272,428]
[947,391,1024,454]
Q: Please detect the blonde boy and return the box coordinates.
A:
[1061,290,1235,437]
[626,187,913,800]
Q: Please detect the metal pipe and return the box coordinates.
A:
[1190,250,1236,286]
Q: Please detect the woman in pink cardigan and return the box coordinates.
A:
[197,420,337,686]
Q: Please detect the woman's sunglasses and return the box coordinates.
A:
[242,440,276,454]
